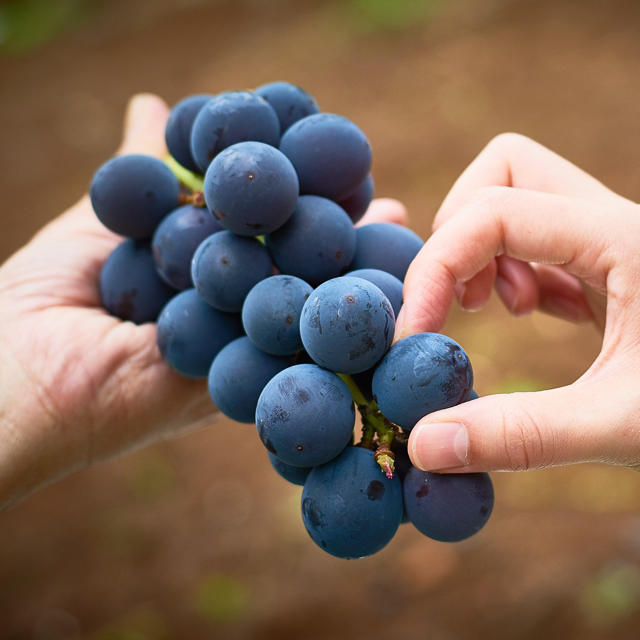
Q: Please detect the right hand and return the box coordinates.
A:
[395,133,640,474]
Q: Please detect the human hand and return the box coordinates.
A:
[395,133,640,473]
[0,94,407,510]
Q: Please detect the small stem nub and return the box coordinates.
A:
[374,446,395,480]
[178,190,206,207]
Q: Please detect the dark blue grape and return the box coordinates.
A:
[254,81,320,133]
[208,337,291,423]
[300,276,395,374]
[242,275,312,355]
[347,268,403,317]
[338,174,374,224]
[100,239,175,324]
[268,452,311,486]
[466,389,479,401]
[372,333,473,431]
[191,231,273,312]
[403,468,494,542]
[255,364,355,467]
[266,195,356,286]
[301,446,403,558]
[203,141,299,236]
[151,204,222,290]
[190,92,280,172]
[390,440,412,523]
[156,289,243,378]
[165,94,212,173]
[279,113,372,201]
[90,154,180,238]
[350,223,423,281]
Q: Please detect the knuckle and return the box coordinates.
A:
[499,400,549,470]
[486,132,530,154]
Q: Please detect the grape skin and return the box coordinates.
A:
[151,204,223,290]
[190,92,280,172]
[350,222,423,281]
[299,276,395,374]
[338,174,374,224]
[90,154,180,238]
[254,81,320,134]
[156,289,243,378]
[255,364,355,468]
[301,446,403,559]
[403,468,494,542]
[100,239,175,324]
[208,337,292,423]
[266,195,356,286]
[191,231,273,313]
[372,333,473,432]
[346,267,403,318]
[203,141,299,236]
[165,94,213,173]
[268,452,311,486]
[279,113,372,201]
[241,275,312,356]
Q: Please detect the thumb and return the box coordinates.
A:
[117,93,170,157]
[408,381,635,472]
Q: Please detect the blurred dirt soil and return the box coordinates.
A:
[1,0,640,638]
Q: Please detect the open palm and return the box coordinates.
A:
[0,94,408,509]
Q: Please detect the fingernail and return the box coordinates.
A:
[543,294,591,322]
[495,275,524,315]
[393,307,409,342]
[410,421,469,470]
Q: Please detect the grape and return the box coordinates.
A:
[190,91,280,172]
[338,174,374,224]
[203,141,299,236]
[372,333,473,431]
[301,446,403,558]
[254,81,320,133]
[299,276,395,374]
[279,113,372,201]
[165,94,213,173]
[191,231,273,312]
[156,289,243,378]
[403,468,494,542]
[90,154,180,238]
[100,239,175,324]
[466,389,479,401]
[346,267,403,317]
[208,337,291,423]
[255,364,355,467]
[151,204,222,290]
[350,223,423,281]
[266,195,356,286]
[268,452,311,486]
[241,275,312,355]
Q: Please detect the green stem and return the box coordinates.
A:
[338,374,398,476]
[164,155,205,192]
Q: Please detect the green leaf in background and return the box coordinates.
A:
[0,0,89,54]
[194,574,249,625]
[580,564,640,627]
[344,0,451,33]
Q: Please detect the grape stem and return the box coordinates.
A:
[164,154,205,192]
[338,374,398,478]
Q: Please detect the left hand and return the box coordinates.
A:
[0,93,408,510]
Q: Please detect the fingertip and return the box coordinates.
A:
[359,198,409,226]
[118,93,170,157]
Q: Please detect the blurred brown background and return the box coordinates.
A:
[1,0,640,638]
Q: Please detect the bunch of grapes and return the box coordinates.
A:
[90,82,494,559]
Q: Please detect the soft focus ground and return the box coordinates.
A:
[1,0,640,638]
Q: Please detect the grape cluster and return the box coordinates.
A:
[90,81,494,559]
